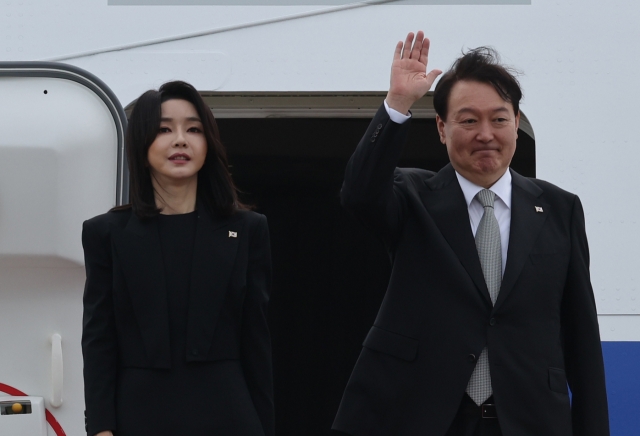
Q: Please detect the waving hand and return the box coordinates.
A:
[386,31,442,115]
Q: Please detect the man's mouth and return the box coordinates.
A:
[473,147,499,154]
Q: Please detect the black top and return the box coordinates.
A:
[158,211,198,368]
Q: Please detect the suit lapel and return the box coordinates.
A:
[421,164,492,306]
[112,212,171,366]
[185,207,243,358]
[494,169,549,310]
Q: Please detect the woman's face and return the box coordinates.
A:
[147,98,207,186]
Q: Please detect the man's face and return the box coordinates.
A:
[436,80,520,188]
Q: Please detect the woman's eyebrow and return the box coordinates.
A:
[160,116,202,122]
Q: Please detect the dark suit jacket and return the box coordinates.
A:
[332,105,609,436]
[81,206,273,436]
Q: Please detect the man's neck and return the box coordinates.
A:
[454,168,509,190]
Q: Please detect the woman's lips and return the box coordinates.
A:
[169,153,190,162]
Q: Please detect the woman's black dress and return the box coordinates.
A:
[114,212,264,436]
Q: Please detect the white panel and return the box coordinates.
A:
[70,51,231,110]
[598,315,640,342]
[0,396,47,436]
[0,75,119,435]
[0,76,117,266]
[0,266,86,436]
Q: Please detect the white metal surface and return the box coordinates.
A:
[50,334,63,408]
[0,397,47,436]
[0,76,117,265]
[0,75,119,435]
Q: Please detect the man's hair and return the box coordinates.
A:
[433,47,522,121]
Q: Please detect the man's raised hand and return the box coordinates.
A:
[386,31,442,115]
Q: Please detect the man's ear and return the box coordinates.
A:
[436,115,446,144]
[515,111,520,138]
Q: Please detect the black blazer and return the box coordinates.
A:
[81,206,273,436]
[332,105,609,436]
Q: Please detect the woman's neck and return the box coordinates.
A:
[152,177,198,215]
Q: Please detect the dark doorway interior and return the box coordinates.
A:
[218,117,535,436]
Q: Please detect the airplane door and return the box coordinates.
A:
[0,62,126,436]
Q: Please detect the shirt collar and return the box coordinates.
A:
[455,169,512,209]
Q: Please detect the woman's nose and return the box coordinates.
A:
[173,130,187,147]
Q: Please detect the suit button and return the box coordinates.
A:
[489,318,497,326]
[377,123,383,129]
[468,354,476,362]
[191,348,199,356]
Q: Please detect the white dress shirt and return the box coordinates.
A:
[384,100,512,273]
[384,100,411,124]
[456,171,511,274]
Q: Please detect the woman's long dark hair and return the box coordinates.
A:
[124,81,247,219]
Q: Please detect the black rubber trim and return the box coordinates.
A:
[0,61,129,205]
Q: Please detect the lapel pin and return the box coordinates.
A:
[229,231,237,238]
[535,206,544,213]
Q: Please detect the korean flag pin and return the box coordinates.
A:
[535,206,544,213]
[229,231,237,238]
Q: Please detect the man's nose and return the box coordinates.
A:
[476,121,494,142]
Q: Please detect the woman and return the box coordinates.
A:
[81,81,273,436]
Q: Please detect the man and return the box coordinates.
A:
[332,32,609,436]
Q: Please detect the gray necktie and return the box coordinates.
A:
[466,189,502,405]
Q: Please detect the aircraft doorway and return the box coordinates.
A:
[211,93,535,436]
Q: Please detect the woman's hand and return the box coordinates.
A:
[95,432,113,436]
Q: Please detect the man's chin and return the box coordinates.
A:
[456,163,506,187]
[474,160,507,175]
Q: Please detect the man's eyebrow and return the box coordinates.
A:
[455,107,511,115]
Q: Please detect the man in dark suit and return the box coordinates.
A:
[332,31,609,436]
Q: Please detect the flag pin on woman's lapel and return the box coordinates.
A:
[229,231,237,238]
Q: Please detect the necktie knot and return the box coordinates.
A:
[477,189,495,208]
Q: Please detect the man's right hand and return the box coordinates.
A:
[386,31,442,116]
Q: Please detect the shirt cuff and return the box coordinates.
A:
[384,100,411,124]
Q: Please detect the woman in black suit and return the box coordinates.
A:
[81,81,273,436]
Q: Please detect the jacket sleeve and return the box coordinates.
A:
[81,219,118,436]
[561,195,610,435]
[340,104,413,247]
[241,214,274,436]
